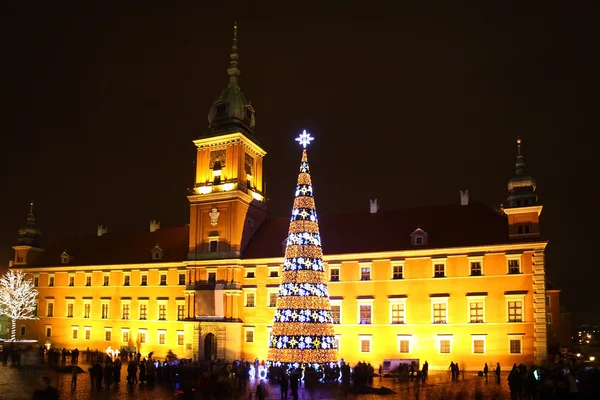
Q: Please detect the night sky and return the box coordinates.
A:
[1,3,596,323]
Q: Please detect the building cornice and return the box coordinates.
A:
[503,205,543,217]
[193,131,267,158]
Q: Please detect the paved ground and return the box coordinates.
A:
[0,364,511,399]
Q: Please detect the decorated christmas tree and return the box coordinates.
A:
[267,131,337,367]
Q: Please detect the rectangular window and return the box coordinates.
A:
[67,303,74,318]
[245,271,255,278]
[47,303,54,317]
[391,303,405,324]
[104,329,111,341]
[392,265,403,279]
[85,275,91,286]
[158,331,166,345]
[470,262,482,276]
[434,264,445,278]
[140,304,148,320]
[510,339,522,354]
[158,305,167,320]
[101,304,109,319]
[34,277,39,287]
[508,259,521,274]
[359,304,372,324]
[122,330,129,343]
[124,275,130,286]
[473,339,485,354]
[331,305,341,324]
[20,326,26,336]
[360,266,371,281]
[209,240,218,252]
[141,275,148,286]
[139,331,147,344]
[399,339,410,353]
[48,276,54,286]
[330,268,340,282]
[470,302,484,323]
[85,327,91,340]
[122,304,130,320]
[335,334,341,352]
[440,339,451,353]
[177,331,184,346]
[245,293,255,307]
[245,329,254,343]
[360,337,371,353]
[208,272,216,283]
[433,303,447,324]
[546,296,550,307]
[103,275,109,286]
[178,273,186,285]
[69,276,75,286]
[177,305,185,320]
[269,292,278,308]
[508,301,523,322]
[269,270,279,278]
[72,327,78,339]
[46,326,52,338]
[160,274,167,286]
[84,303,91,318]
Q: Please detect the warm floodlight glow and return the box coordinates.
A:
[295,130,314,148]
[196,186,212,195]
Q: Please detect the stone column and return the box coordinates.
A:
[532,249,548,364]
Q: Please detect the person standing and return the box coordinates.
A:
[422,361,429,384]
[495,363,501,384]
[280,373,289,400]
[484,363,489,383]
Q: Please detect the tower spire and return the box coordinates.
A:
[227,22,240,82]
[515,137,525,175]
[27,200,35,225]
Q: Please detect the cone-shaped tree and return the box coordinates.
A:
[267,131,337,367]
[0,270,39,341]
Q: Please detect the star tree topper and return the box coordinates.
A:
[295,130,314,148]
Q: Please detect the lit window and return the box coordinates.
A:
[69,276,75,286]
[268,292,278,308]
[101,304,109,319]
[472,336,486,354]
[139,330,147,344]
[509,338,522,354]
[392,264,403,279]
[122,304,130,320]
[359,304,372,324]
[85,327,91,340]
[158,331,166,345]
[469,302,484,323]
[85,275,92,286]
[359,336,372,353]
[470,262,482,276]
[72,327,78,340]
[508,301,523,322]
[158,305,167,320]
[508,259,521,274]
[439,339,451,353]
[67,303,74,318]
[178,273,186,285]
[245,292,255,307]
[330,268,340,282]
[245,328,254,343]
[122,330,129,343]
[391,303,405,324]
[103,275,109,286]
[434,264,445,278]
[105,329,112,341]
[177,331,184,346]
[432,303,447,324]
[331,305,341,324]
[399,339,410,353]
[140,304,148,320]
[124,275,130,286]
[160,274,167,286]
[83,303,91,318]
[177,305,185,320]
[360,266,371,281]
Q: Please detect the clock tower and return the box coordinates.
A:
[188,24,267,261]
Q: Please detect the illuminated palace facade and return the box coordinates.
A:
[11,28,556,370]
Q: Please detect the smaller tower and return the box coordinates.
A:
[504,139,542,238]
[12,201,44,265]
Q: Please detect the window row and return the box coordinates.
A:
[40,325,185,346]
[326,257,523,282]
[33,272,188,287]
[352,334,524,355]
[42,301,186,321]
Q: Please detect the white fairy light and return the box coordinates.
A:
[0,270,39,341]
[295,130,314,148]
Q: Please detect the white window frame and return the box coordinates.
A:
[472,334,486,354]
[121,299,131,320]
[84,326,91,340]
[268,266,280,278]
[66,300,75,318]
[468,256,484,276]
[123,273,131,286]
[140,272,149,286]
[330,299,343,324]
[432,259,446,278]
[45,324,52,338]
[389,298,407,324]
[359,334,372,353]
[122,328,130,343]
[397,335,412,354]
[138,299,149,320]
[267,288,278,308]
[505,294,526,323]
[157,300,168,321]
[391,261,404,280]
[158,329,167,345]
[178,271,187,285]
[244,289,256,307]
[244,268,256,279]
[82,299,92,318]
[46,299,55,317]
[437,335,453,354]
[244,326,255,343]
[508,334,524,354]
[85,273,92,286]
[176,299,185,320]
[329,264,340,282]
[72,326,79,340]
[466,294,487,323]
[102,273,110,286]
[100,300,110,319]
[48,274,55,287]
[159,273,167,286]
[68,273,75,286]
[359,262,371,281]
[506,254,522,274]
[357,299,374,324]
[430,296,449,324]
[104,327,112,342]
[139,328,148,344]
[177,330,184,346]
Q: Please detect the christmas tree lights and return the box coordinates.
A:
[0,270,39,341]
[267,131,337,367]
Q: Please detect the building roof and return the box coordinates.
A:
[243,202,531,259]
[23,202,542,268]
[28,226,189,268]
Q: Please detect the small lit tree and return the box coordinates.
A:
[0,270,39,341]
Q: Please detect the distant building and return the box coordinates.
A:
[545,280,571,348]
[10,26,557,370]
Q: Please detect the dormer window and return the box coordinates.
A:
[410,228,428,246]
[244,107,252,120]
[151,244,163,261]
[60,251,70,264]
[216,104,227,116]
